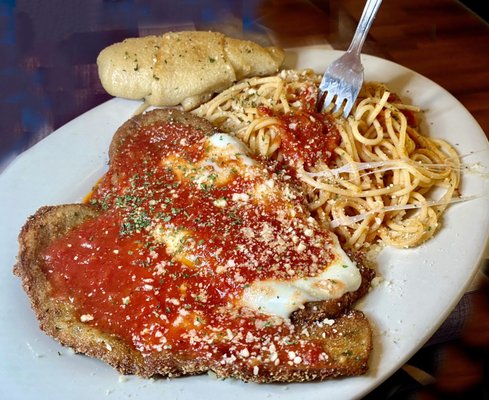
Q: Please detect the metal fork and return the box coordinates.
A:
[318,0,383,118]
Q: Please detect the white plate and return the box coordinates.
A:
[1,46,488,400]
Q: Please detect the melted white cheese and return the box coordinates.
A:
[240,235,361,319]
[207,133,257,167]
[157,132,362,319]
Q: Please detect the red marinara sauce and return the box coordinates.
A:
[258,106,341,170]
[41,118,351,374]
[279,111,340,170]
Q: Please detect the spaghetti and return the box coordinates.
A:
[194,69,461,250]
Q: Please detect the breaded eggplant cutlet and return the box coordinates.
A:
[14,109,373,382]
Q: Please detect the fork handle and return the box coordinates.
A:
[347,0,383,57]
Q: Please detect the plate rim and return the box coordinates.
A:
[1,45,488,400]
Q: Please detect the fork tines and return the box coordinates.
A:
[318,61,363,119]
[319,77,357,118]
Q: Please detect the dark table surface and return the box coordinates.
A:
[3,0,489,166]
[1,0,488,398]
